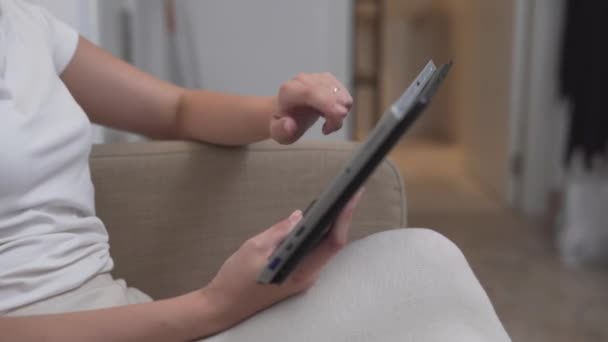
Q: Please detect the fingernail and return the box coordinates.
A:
[289,210,303,224]
[348,189,365,209]
[355,188,365,201]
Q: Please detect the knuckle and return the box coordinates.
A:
[295,73,308,82]
[301,85,313,99]
[277,221,293,234]
[279,82,291,94]
[244,237,265,252]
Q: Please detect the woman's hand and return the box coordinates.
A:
[202,189,364,330]
[270,73,354,144]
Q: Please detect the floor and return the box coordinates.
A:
[389,140,608,342]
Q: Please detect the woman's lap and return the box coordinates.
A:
[7,228,510,342]
[203,228,510,342]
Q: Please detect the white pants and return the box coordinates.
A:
[8,229,511,341]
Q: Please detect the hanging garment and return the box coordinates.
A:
[559,0,608,267]
[560,1,608,167]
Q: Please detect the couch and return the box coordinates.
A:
[90,140,407,300]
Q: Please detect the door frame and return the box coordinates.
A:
[508,0,568,217]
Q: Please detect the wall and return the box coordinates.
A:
[177,0,353,140]
[446,0,568,214]
[448,0,515,201]
[384,0,516,200]
[381,2,453,141]
[97,0,128,59]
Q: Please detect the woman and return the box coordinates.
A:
[0,1,510,341]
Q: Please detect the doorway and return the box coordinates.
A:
[353,0,516,205]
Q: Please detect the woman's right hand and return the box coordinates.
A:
[200,189,364,331]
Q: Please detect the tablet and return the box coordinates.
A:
[258,60,452,284]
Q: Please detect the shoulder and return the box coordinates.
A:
[2,1,54,48]
[3,0,50,26]
[4,1,79,73]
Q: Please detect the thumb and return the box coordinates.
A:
[270,117,298,144]
[258,210,303,248]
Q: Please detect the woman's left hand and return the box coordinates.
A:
[270,73,353,144]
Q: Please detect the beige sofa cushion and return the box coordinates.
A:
[90,141,406,299]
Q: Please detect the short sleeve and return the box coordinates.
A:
[22,2,80,74]
[46,12,79,73]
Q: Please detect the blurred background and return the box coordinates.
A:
[29,0,608,340]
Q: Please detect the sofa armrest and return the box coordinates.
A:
[90,140,406,299]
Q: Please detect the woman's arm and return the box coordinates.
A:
[61,37,352,146]
[61,37,272,144]
[1,290,224,342]
[175,90,276,145]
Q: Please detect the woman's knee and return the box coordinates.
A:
[340,228,479,290]
[320,227,476,291]
[358,228,466,264]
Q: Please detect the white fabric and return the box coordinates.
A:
[7,229,511,342]
[0,0,113,313]
[6,273,152,316]
[558,164,608,267]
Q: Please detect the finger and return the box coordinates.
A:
[281,73,350,137]
[270,117,298,144]
[292,108,323,131]
[338,92,354,110]
[325,74,353,111]
[323,88,350,120]
[328,75,354,109]
[322,113,345,135]
[255,210,302,249]
[321,98,348,135]
[290,189,365,280]
[284,110,321,141]
[291,75,346,120]
[330,188,365,244]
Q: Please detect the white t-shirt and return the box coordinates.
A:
[0,0,113,313]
